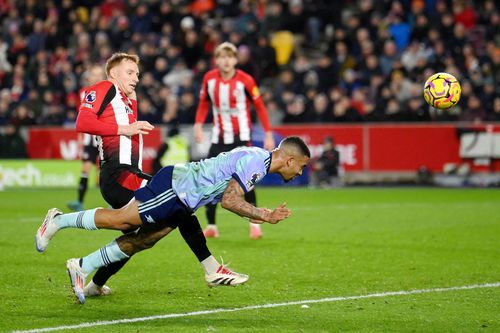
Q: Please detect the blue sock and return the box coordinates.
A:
[54,209,98,230]
[81,240,129,274]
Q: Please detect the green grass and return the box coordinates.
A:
[1,187,499,332]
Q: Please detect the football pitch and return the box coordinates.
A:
[1,187,499,332]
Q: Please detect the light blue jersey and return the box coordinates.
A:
[172,146,272,211]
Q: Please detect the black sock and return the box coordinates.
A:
[78,175,89,203]
[205,203,216,225]
[178,215,211,262]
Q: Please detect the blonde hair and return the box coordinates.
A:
[214,42,238,58]
[105,52,140,76]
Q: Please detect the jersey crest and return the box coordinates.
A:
[246,172,262,188]
[85,91,97,103]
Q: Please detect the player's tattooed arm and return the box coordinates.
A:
[221,179,291,224]
[221,179,266,220]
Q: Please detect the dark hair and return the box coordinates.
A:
[282,136,311,158]
[324,136,334,144]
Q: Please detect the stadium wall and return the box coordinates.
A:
[271,123,500,174]
[20,123,500,176]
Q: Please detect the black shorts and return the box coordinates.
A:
[82,143,98,164]
[100,164,152,209]
[208,140,250,158]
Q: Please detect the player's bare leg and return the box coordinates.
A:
[35,200,144,252]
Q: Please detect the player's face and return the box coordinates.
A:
[281,155,310,183]
[111,60,139,96]
[216,51,237,75]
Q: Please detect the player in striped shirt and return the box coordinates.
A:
[193,42,275,240]
[35,137,310,303]
[52,53,231,300]
[72,53,155,297]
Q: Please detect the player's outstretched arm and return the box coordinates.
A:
[221,179,291,223]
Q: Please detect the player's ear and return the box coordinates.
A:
[109,67,117,79]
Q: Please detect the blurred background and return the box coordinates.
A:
[0,0,498,190]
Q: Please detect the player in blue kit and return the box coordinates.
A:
[35,136,310,303]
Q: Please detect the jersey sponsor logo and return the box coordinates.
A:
[145,215,155,223]
[246,172,261,188]
[125,106,133,114]
[85,91,97,103]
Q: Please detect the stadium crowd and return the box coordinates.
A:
[0,0,498,135]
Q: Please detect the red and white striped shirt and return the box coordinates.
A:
[77,88,99,148]
[195,69,271,144]
[76,80,142,169]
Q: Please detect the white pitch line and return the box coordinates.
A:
[12,282,500,333]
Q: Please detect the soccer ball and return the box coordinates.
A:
[423,72,461,109]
